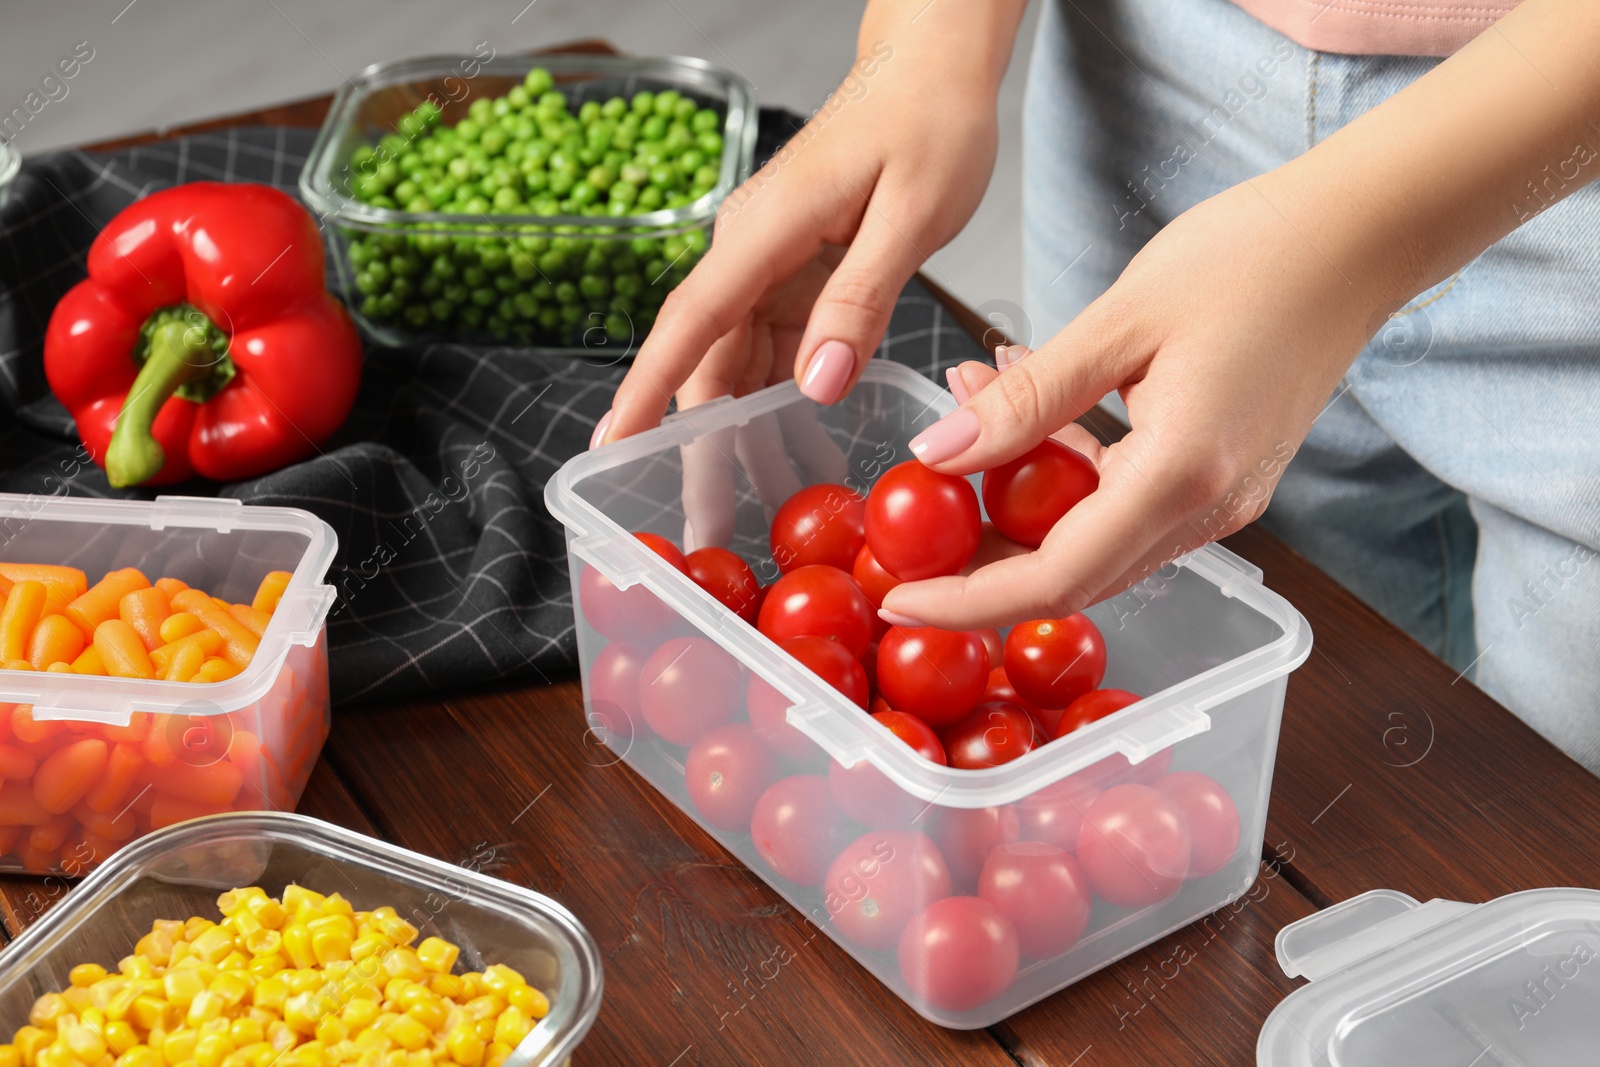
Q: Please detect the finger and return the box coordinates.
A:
[678,317,753,408]
[948,360,1109,466]
[792,208,928,406]
[735,413,805,518]
[908,301,1142,474]
[606,197,825,443]
[881,428,1216,629]
[776,403,849,486]
[681,427,739,552]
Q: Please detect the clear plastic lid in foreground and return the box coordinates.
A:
[0,812,603,1067]
[1259,887,1600,1065]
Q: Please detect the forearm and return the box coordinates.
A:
[1256,0,1600,314]
[858,0,1027,99]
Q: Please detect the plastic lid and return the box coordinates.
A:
[1260,887,1600,1065]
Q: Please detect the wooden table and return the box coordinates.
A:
[7,41,1598,1067]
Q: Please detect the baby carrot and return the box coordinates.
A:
[196,657,240,683]
[70,646,104,675]
[83,742,144,814]
[17,845,57,871]
[11,704,64,744]
[0,742,36,780]
[252,571,292,613]
[0,780,51,825]
[118,587,171,651]
[171,590,258,668]
[158,611,206,644]
[161,639,207,683]
[26,614,85,672]
[156,758,243,807]
[149,629,223,677]
[102,711,150,745]
[228,603,271,638]
[93,620,156,680]
[153,576,189,600]
[28,812,75,852]
[3,659,33,672]
[45,662,74,673]
[148,794,217,829]
[0,564,88,602]
[73,801,136,841]
[65,567,150,640]
[33,738,108,814]
[0,580,46,662]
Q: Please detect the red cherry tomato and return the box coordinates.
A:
[588,642,646,718]
[983,667,1059,734]
[864,460,981,581]
[976,628,1004,670]
[980,439,1098,548]
[757,565,875,658]
[876,627,988,728]
[685,724,776,831]
[941,701,1039,771]
[868,693,893,717]
[979,842,1093,959]
[873,710,948,766]
[851,543,902,608]
[1003,615,1106,710]
[685,547,761,623]
[823,831,952,950]
[750,775,853,886]
[1156,771,1241,878]
[1016,775,1102,851]
[1077,784,1191,907]
[577,532,689,643]
[1052,688,1141,740]
[927,804,1020,892]
[748,636,868,763]
[771,484,866,574]
[638,636,743,746]
[898,897,1019,1013]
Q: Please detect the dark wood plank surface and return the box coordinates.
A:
[3,37,1596,1067]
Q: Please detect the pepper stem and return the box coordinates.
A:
[105,319,217,487]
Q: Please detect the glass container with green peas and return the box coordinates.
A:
[300,53,755,352]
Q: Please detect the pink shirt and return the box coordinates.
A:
[1230,0,1519,55]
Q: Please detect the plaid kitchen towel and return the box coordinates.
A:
[0,113,987,705]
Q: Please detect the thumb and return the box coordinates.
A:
[792,210,926,405]
[909,308,1135,473]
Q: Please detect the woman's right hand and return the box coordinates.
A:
[600,4,1022,450]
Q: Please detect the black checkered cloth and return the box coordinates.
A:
[0,115,986,705]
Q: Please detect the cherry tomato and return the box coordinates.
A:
[577,532,689,643]
[869,694,893,717]
[983,667,1059,734]
[977,628,1004,670]
[1076,784,1191,907]
[1003,615,1106,710]
[876,626,988,728]
[1016,775,1102,851]
[685,547,761,623]
[750,775,853,886]
[864,460,981,581]
[927,804,1020,892]
[748,636,867,763]
[1156,771,1240,878]
[941,701,1039,771]
[1052,688,1141,740]
[638,636,743,746]
[757,565,875,658]
[979,842,1093,959]
[823,830,952,950]
[898,897,1019,1013]
[771,484,866,574]
[873,710,947,766]
[584,642,647,757]
[980,439,1098,548]
[851,543,902,609]
[829,757,927,830]
[685,724,776,831]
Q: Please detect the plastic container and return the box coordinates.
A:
[0,137,18,208]
[0,494,336,874]
[1260,887,1600,1065]
[545,360,1313,1026]
[0,812,602,1067]
[299,53,757,350]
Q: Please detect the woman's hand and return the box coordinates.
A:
[600,0,1027,448]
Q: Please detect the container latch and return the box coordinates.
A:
[1113,703,1211,764]
[151,495,244,532]
[1275,889,1474,981]
[276,585,336,645]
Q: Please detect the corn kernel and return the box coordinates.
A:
[456,976,484,1001]
[265,1023,296,1055]
[193,1034,231,1067]
[310,931,352,968]
[480,968,523,997]
[482,1041,512,1067]
[29,995,71,1030]
[251,977,287,1015]
[470,1021,493,1045]
[427,976,463,1001]
[318,895,353,919]
[13,1027,50,1067]
[162,972,204,1010]
[117,958,154,981]
[492,1009,529,1049]
[281,887,324,916]
[68,966,108,990]
[412,941,457,977]
[64,1025,107,1061]
[403,1000,445,1034]
[283,993,325,1036]
[186,991,224,1028]
[374,918,417,947]
[281,926,315,971]
[340,1000,380,1034]
[348,935,391,964]
[184,918,214,941]
[33,1046,76,1067]
[379,952,424,985]
[243,899,285,931]
[245,956,285,978]
[189,929,234,966]
[443,1027,482,1067]
[113,1049,158,1067]
[0,1046,20,1067]
[161,1031,197,1065]
[459,998,502,1026]
[383,1017,429,1054]
[504,987,547,1020]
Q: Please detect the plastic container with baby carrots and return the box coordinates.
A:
[0,495,336,875]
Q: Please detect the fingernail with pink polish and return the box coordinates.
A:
[878,609,926,628]
[999,344,1032,370]
[945,366,972,406]
[588,409,613,450]
[909,408,981,464]
[799,340,855,404]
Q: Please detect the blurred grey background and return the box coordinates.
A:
[0,0,1039,315]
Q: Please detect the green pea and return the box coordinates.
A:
[653,89,681,116]
[524,68,554,95]
[578,274,610,300]
[462,266,488,288]
[538,307,561,331]
[648,164,675,189]
[613,272,642,297]
[569,180,597,207]
[403,304,431,328]
[630,90,655,114]
[510,251,541,281]
[559,304,582,326]
[468,98,493,123]
[376,292,403,317]
[555,281,579,304]
[587,165,615,192]
[698,131,724,155]
[691,108,719,133]
[693,164,719,188]
[507,85,530,109]
[637,186,664,210]
[492,188,520,210]
[456,119,482,143]
[495,273,520,294]
[443,282,469,305]
[664,124,694,152]
[578,100,602,124]
[480,128,508,155]
[393,180,420,205]
[459,306,484,327]
[538,249,568,275]
[514,292,541,319]
[471,287,497,307]
[464,196,492,214]
[430,298,455,321]
[641,115,667,141]
[609,181,638,207]
[480,246,510,272]
[354,270,383,296]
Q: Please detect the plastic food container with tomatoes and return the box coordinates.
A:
[547,361,1313,1027]
[0,495,336,875]
[0,812,603,1067]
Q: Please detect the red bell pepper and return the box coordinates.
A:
[43,182,362,487]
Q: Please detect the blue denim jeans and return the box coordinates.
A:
[1023,0,1600,770]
